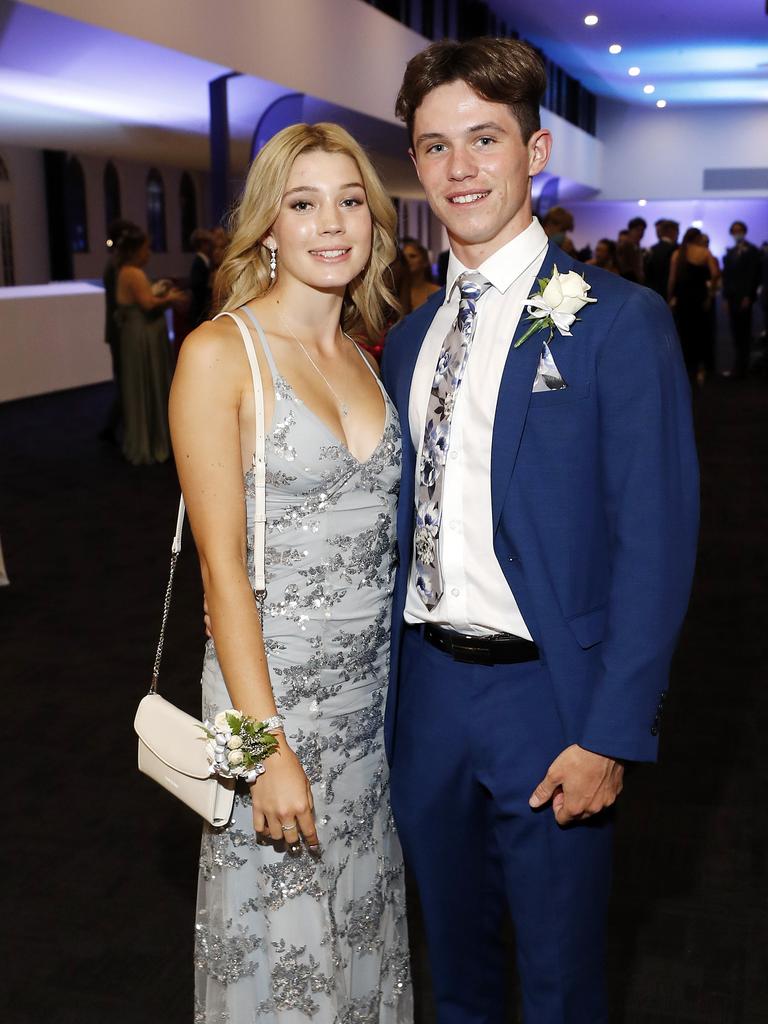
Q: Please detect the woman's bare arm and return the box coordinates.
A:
[169,321,318,846]
[121,266,180,312]
[667,250,679,305]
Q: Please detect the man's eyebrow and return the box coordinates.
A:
[283,182,364,197]
[415,122,508,147]
[466,121,507,134]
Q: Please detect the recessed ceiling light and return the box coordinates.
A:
[638,199,648,207]
[584,14,599,26]
[608,44,622,55]
[643,84,656,95]
[692,220,703,229]
[656,99,668,108]
[628,66,641,77]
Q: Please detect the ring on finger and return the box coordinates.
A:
[281,822,299,833]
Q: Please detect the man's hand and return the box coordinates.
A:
[529,744,624,826]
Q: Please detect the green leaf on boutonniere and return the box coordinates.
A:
[515,316,553,349]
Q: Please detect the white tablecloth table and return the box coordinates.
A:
[0,282,110,403]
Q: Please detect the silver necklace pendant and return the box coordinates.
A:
[341,404,350,417]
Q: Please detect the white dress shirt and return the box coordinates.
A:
[404,217,549,637]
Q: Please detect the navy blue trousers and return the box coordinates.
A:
[389,628,613,1024]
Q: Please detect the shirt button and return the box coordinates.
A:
[449,520,458,531]
[451,587,460,597]
[450,451,459,461]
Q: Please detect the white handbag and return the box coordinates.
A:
[134,310,267,826]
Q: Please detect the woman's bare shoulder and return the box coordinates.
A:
[176,317,248,377]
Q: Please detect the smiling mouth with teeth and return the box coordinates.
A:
[448,192,490,205]
[311,248,350,258]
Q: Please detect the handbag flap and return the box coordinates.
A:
[134,693,212,780]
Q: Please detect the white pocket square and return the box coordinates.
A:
[531,341,568,392]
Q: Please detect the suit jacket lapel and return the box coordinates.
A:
[491,244,570,532]
[389,292,445,572]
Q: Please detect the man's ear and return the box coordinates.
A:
[408,147,422,185]
[528,129,552,177]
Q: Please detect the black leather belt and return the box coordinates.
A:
[422,624,540,666]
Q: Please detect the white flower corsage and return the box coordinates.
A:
[515,266,597,348]
[200,709,282,784]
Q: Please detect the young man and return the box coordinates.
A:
[616,215,647,282]
[381,37,699,1024]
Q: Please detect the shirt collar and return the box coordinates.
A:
[444,217,549,304]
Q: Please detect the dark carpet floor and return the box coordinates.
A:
[0,373,766,1024]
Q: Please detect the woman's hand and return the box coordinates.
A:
[250,734,319,850]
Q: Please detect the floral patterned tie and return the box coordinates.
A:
[414,272,492,609]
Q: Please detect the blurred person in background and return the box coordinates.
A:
[114,227,184,465]
[541,204,576,255]
[723,220,762,378]
[669,227,719,383]
[645,219,679,298]
[587,237,619,274]
[99,218,138,444]
[402,238,441,309]
[187,228,214,329]
[616,216,647,283]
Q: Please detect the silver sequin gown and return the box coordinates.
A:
[194,309,412,1024]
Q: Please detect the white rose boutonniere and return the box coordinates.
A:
[515,265,597,348]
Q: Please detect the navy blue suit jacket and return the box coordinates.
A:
[381,243,699,765]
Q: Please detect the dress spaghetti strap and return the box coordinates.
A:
[239,305,281,379]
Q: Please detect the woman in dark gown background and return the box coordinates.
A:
[114,227,184,465]
[669,227,721,381]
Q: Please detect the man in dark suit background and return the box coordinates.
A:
[645,218,679,298]
[723,220,762,377]
[382,36,699,1024]
[187,228,214,329]
[616,215,647,283]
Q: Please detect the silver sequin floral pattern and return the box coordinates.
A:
[195,321,411,1023]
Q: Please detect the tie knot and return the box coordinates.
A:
[457,272,491,303]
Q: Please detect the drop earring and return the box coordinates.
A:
[269,247,277,280]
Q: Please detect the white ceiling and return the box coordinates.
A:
[495,0,768,106]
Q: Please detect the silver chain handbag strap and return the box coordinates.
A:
[149,309,267,695]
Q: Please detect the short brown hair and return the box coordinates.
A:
[396,37,547,145]
[542,206,574,232]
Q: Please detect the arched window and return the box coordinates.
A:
[66,156,89,253]
[146,168,167,252]
[104,160,121,229]
[179,172,197,251]
[0,153,14,285]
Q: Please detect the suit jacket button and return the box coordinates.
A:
[650,725,659,736]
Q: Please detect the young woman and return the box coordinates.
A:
[669,226,721,380]
[169,123,412,1023]
[115,227,184,464]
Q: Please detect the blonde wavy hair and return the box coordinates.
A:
[216,122,398,337]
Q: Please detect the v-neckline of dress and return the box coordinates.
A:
[276,374,391,468]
